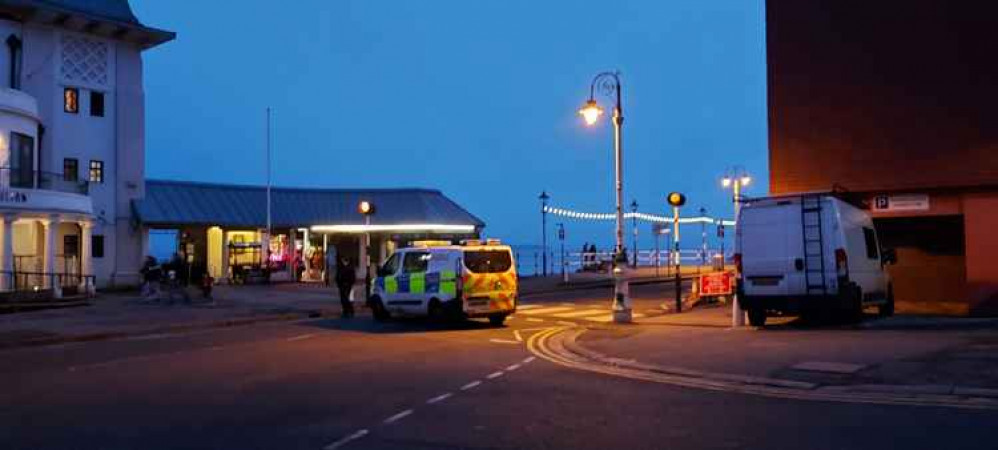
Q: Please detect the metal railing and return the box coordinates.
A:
[0,270,96,298]
[0,167,90,195]
[515,248,730,277]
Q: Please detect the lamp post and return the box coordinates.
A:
[699,206,707,273]
[539,191,550,277]
[721,167,751,326]
[668,192,686,313]
[630,199,639,268]
[578,71,630,323]
[557,223,567,283]
[358,200,374,301]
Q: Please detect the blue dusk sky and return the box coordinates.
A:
[131,0,768,252]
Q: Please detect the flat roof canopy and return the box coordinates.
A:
[134,180,485,232]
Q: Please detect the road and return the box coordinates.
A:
[2,284,995,449]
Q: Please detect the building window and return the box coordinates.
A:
[64,235,79,256]
[64,87,79,113]
[92,235,104,258]
[9,132,34,188]
[63,158,78,182]
[90,91,104,117]
[89,160,103,183]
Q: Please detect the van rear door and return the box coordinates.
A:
[739,200,804,296]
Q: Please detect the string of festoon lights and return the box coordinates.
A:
[543,205,736,226]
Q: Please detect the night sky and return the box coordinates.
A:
[131,0,767,252]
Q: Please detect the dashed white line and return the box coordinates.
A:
[489,338,520,345]
[513,330,523,342]
[287,333,318,342]
[323,429,369,450]
[461,380,482,391]
[383,409,414,424]
[526,318,545,323]
[523,356,536,364]
[427,393,453,404]
[486,371,504,380]
[505,363,521,371]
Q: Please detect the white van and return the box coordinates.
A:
[368,240,518,326]
[734,194,896,326]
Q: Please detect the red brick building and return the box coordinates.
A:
[766,0,998,315]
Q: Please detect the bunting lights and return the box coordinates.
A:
[543,205,735,226]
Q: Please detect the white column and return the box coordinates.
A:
[80,221,94,295]
[42,215,61,298]
[221,230,230,284]
[261,229,271,267]
[358,234,368,281]
[0,214,15,291]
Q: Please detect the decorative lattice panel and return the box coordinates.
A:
[60,34,109,86]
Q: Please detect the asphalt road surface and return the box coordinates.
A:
[2,286,995,449]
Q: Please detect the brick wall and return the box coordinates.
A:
[767,0,998,194]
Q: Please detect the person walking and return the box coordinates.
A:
[335,257,357,318]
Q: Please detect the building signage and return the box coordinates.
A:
[872,194,930,212]
[0,189,28,204]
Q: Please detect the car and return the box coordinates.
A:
[367,239,518,326]
[735,193,896,326]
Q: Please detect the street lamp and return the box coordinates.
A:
[557,223,567,283]
[699,206,707,272]
[721,166,750,326]
[539,191,550,277]
[630,199,639,268]
[578,70,630,323]
[358,200,375,301]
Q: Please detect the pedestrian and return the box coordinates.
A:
[139,256,161,299]
[335,257,356,318]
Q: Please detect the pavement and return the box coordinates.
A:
[523,304,998,407]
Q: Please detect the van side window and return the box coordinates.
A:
[403,252,431,274]
[862,227,879,260]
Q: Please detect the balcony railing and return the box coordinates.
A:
[0,167,89,195]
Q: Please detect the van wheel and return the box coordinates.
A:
[747,309,767,327]
[370,296,390,322]
[488,314,507,327]
[878,285,895,317]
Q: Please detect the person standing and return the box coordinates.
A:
[335,257,357,318]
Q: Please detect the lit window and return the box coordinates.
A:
[88,160,104,183]
[90,91,104,117]
[63,158,78,182]
[64,87,79,114]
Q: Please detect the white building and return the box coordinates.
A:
[0,0,172,296]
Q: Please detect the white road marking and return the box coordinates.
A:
[487,371,504,379]
[584,315,614,323]
[523,356,536,364]
[383,409,414,424]
[323,429,369,450]
[461,380,482,391]
[518,306,575,315]
[505,364,521,371]
[489,339,520,345]
[516,304,544,310]
[427,393,453,404]
[287,333,318,342]
[513,330,523,342]
[551,309,608,318]
[632,313,647,318]
[526,318,545,323]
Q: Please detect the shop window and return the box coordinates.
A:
[64,87,79,114]
[89,160,104,183]
[63,158,78,182]
[92,235,104,258]
[90,91,105,117]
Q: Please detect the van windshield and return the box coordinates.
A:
[463,250,512,273]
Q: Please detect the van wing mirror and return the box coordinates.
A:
[881,248,897,266]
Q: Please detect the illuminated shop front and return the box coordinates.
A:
[134,180,484,284]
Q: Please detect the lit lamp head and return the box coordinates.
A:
[578,99,604,126]
[721,177,732,188]
[667,192,687,208]
[740,176,752,186]
[358,200,375,216]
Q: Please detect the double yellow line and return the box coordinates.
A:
[526,326,998,411]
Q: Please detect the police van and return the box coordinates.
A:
[368,240,518,326]
[735,193,896,326]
